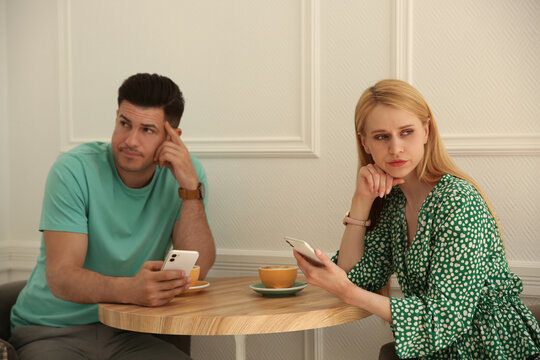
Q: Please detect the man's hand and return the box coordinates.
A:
[44,231,191,307]
[154,121,199,190]
[128,261,191,307]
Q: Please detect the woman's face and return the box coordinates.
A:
[360,104,429,181]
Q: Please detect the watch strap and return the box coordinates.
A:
[178,183,203,200]
[343,211,371,227]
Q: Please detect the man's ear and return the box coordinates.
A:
[176,128,182,137]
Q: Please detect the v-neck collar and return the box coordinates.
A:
[399,174,450,253]
[391,175,454,295]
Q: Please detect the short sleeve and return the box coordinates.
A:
[390,192,492,359]
[39,154,89,234]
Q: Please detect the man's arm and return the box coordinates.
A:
[172,200,216,279]
[155,121,216,279]
[44,230,191,306]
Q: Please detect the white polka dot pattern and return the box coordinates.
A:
[333,175,540,359]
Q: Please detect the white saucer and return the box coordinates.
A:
[181,280,210,294]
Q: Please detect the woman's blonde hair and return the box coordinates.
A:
[355,79,504,298]
[354,79,502,236]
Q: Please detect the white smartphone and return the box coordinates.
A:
[284,236,323,265]
[161,250,199,274]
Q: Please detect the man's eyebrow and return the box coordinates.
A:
[119,114,158,129]
[141,123,158,129]
[369,124,415,134]
[119,114,132,123]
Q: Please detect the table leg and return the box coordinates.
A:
[234,334,246,360]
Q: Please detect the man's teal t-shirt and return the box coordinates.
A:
[11,142,208,328]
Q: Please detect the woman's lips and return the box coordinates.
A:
[388,160,407,167]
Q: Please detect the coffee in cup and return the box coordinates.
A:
[258,265,298,288]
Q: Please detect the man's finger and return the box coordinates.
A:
[164,121,182,145]
[144,261,165,271]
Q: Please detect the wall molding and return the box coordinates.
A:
[391,0,413,82]
[210,249,540,298]
[1,243,538,359]
[2,244,538,297]
[57,0,321,158]
[443,134,540,156]
[391,0,540,157]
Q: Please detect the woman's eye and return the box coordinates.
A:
[401,129,413,136]
[374,134,388,140]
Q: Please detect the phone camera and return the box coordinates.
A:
[170,258,175,262]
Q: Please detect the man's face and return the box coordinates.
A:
[111,101,167,182]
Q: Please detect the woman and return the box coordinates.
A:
[294,79,540,359]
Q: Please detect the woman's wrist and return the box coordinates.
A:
[342,280,360,305]
[349,195,373,220]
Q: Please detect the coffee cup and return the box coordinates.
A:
[258,265,298,289]
[189,265,200,284]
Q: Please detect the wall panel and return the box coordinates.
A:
[0,0,9,256]
[59,0,320,157]
[2,0,539,359]
[413,0,540,135]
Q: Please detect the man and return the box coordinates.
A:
[10,73,215,359]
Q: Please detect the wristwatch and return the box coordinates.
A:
[178,182,205,200]
[343,210,371,227]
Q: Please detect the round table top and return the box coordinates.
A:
[99,276,370,335]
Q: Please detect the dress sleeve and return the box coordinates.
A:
[390,191,494,359]
[332,209,394,293]
[39,154,89,234]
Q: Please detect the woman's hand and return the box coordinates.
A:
[355,164,404,200]
[295,249,393,321]
[294,249,355,301]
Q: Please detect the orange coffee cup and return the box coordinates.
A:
[189,265,200,284]
[258,265,298,289]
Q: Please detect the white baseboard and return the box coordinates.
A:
[1,243,539,298]
[209,249,540,298]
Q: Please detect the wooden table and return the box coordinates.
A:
[99,276,370,359]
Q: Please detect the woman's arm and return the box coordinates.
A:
[337,197,372,272]
[295,249,392,322]
[338,164,404,272]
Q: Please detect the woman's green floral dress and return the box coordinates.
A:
[335,174,540,359]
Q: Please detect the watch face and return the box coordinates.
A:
[199,182,205,199]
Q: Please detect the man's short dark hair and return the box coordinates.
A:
[117,73,185,128]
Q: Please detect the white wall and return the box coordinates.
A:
[1,0,539,359]
[0,0,9,281]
